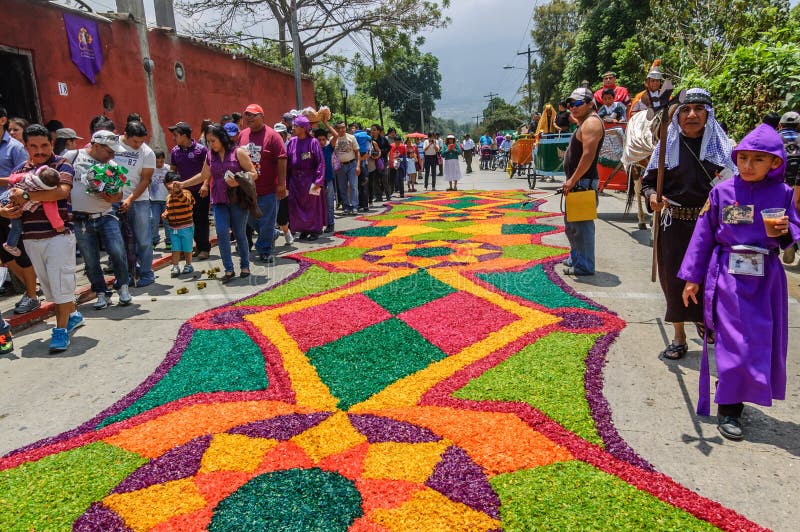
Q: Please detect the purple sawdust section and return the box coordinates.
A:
[348,414,441,443]
[209,307,257,325]
[554,310,604,329]
[228,412,332,440]
[542,260,655,471]
[112,435,212,494]
[424,446,500,519]
[3,262,313,459]
[74,503,133,532]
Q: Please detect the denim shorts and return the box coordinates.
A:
[170,225,194,253]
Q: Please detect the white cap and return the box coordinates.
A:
[567,87,593,102]
[91,131,125,153]
[781,111,800,126]
[273,123,287,133]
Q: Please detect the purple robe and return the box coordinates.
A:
[286,135,326,233]
[678,124,800,415]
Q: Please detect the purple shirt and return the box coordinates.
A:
[206,148,241,205]
[170,140,207,192]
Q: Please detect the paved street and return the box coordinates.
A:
[1,162,798,530]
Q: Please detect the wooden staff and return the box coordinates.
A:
[651,81,676,282]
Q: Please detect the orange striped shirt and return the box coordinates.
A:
[165,190,195,227]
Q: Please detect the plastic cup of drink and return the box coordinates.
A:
[761,208,786,237]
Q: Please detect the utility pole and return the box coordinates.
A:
[473,115,482,126]
[483,92,499,102]
[517,45,534,117]
[290,0,303,109]
[370,33,384,128]
[419,93,424,133]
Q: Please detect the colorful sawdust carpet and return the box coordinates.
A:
[1,191,764,531]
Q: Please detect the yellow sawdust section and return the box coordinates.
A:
[371,488,501,531]
[103,401,310,459]
[103,478,206,532]
[291,411,367,462]
[349,269,561,411]
[245,269,417,410]
[452,223,504,236]
[362,441,451,483]
[199,433,278,473]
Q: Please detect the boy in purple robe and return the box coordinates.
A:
[679,124,800,440]
[286,115,327,240]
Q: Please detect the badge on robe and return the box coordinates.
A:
[699,199,710,217]
[301,152,311,160]
[722,204,754,224]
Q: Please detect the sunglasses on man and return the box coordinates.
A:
[568,100,589,109]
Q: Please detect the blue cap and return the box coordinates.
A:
[223,122,239,137]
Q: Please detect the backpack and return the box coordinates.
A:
[784,132,800,186]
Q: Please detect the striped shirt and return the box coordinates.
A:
[165,189,195,228]
[15,155,74,240]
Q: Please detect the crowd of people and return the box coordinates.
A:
[0,104,479,356]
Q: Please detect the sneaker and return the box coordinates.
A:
[182,264,194,275]
[49,327,69,353]
[67,312,85,334]
[14,294,41,315]
[717,415,744,441]
[135,277,155,288]
[170,265,181,278]
[93,292,111,310]
[783,245,796,264]
[118,284,132,306]
[0,321,13,355]
[2,243,21,257]
[284,231,294,246]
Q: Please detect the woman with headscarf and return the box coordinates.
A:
[286,115,326,241]
[642,88,735,360]
[441,135,462,191]
[534,104,558,137]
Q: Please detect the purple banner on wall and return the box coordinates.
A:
[63,12,103,84]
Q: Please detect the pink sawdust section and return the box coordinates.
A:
[280,294,392,351]
[398,292,519,355]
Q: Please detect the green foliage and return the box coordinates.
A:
[480,98,524,134]
[530,0,581,108]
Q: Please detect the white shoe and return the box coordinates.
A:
[284,231,294,245]
[170,265,181,277]
[118,284,132,306]
[93,292,111,310]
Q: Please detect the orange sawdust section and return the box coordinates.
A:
[360,406,573,476]
[103,401,312,458]
[349,268,560,410]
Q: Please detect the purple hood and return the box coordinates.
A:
[731,123,787,182]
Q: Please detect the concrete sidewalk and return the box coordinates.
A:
[1,163,796,530]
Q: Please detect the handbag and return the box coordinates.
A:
[332,151,342,173]
[561,186,597,222]
[376,157,385,172]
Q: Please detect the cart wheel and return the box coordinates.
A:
[490,159,497,171]
[528,170,537,190]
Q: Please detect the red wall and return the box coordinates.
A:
[1,0,313,148]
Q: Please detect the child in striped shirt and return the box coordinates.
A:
[162,172,195,277]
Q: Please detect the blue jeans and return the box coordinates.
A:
[74,213,130,294]
[335,160,358,211]
[249,193,277,256]
[127,201,154,282]
[213,202,250,273]
[150,201,170,245]
[326,180,336,226]
[7,218,22,248]
[564,178,599,275]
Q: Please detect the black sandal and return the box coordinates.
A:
[221,272,235,284]
[695,322,715,344]
[661,342,688,360]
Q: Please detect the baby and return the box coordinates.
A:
[0,166,63,256]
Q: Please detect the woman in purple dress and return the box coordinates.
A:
[679,124,800,440]
[286,115,326,241]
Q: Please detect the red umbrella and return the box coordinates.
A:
[405,132,427,139]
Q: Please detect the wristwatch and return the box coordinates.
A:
[21,192,30,201]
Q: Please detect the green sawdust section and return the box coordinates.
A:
[0,441,147,531]
[210,468,362,531]
[478,265,598,310]
[238,265,366,307]
[454,332,602,446]
[98,329,268,428]
[306,318,447,410]
[491,462,719,531]
[501,244,566,261]
[364,269,455,315]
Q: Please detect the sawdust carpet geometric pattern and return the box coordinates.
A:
[0,191,763,531]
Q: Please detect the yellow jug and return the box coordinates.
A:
[563,189,597,222]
